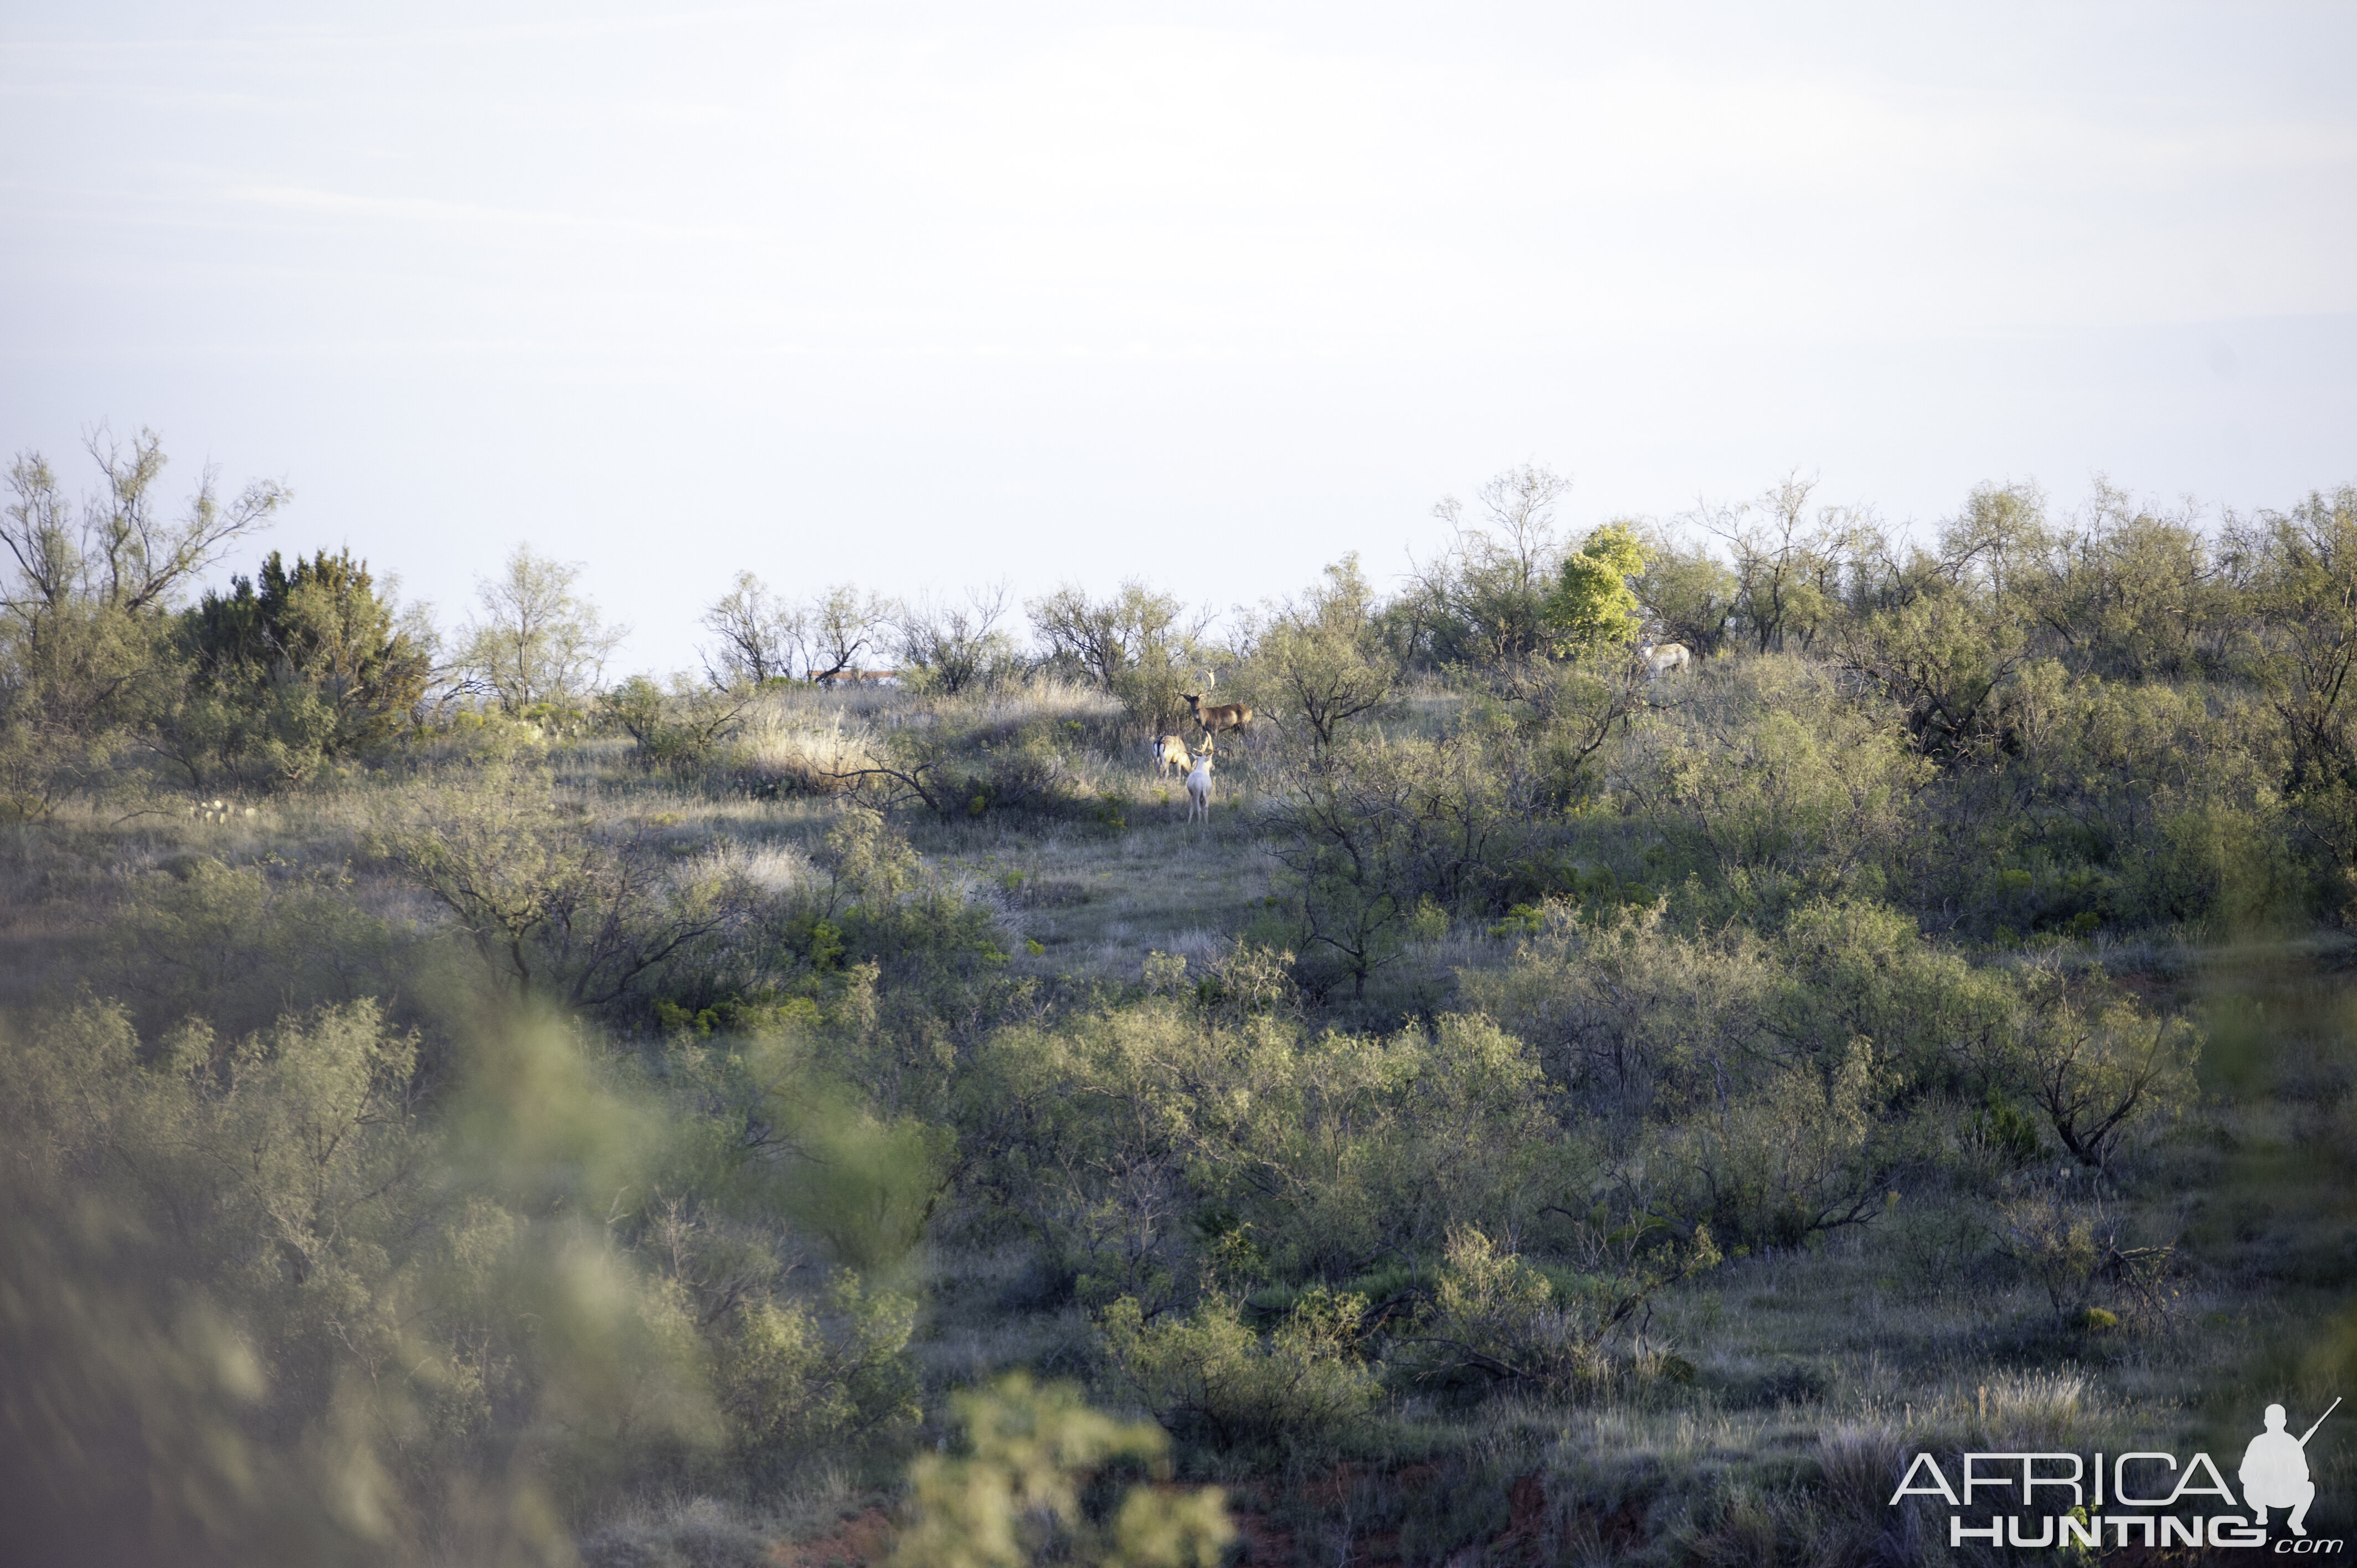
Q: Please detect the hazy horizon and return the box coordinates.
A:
[6,1,2353,670]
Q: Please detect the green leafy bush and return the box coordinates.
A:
[599,671,749,773]
[1399,1223,1722,1400]
[892,1374,1232,1568]
[0,995,930,1561]
[971,1003,1562,1285]
[1098,1289,1376,1453]
[172,548,433,786]
[713,1270,920,1464]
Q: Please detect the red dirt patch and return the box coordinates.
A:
[770,1505,894,1568]
[1219,1481,1300,1568]
[1225,1505,1299,1566]
[1392,1464,1441,1494]
[1480,1471,1650,1565]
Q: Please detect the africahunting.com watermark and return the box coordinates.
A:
[1890,1399,2343,1552]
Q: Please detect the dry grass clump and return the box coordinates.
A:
[681,838,819,895]
[719,678,1121,803]
[734,708,882,796]
[395,709,564,768]
[576,1471,869,1568]
[943,676,1123,731]
[1974,1366,2090,1447]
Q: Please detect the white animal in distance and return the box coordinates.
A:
[1638,642,1692,679]
[1185,746,1214,824]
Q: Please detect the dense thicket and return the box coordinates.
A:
[7,438,2356,1565]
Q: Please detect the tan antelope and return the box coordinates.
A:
[1637,642,1691,680]
[1181,691,1252,742]
[1150,733,1193,777]
[1184,742,1215,824]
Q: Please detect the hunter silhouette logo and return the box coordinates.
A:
[2245,1399,2337,1538]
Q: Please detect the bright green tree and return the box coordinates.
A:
[1544,522,1646,652]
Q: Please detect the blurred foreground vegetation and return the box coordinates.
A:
[7,438,2357,1564]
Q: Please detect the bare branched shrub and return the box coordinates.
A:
[371,760,758,1007]
[1237,555,1403,752]
[2011,961,2201,1170]
[1260,728,1535,998]
[895,583,1021,695]
[1028,580,1206,731]
[2,429,287,817]
[1652,1036,1917,1250]
[454,543,626,713]
[1410,465,1574,668]
[700,569,803,686]
[1997,1185,2178,1328]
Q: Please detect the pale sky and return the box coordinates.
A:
[5,2,2353,673]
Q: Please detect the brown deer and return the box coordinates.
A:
[1181,691,1252,741]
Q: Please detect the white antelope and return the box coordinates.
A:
[1150,733,1193,777]
[1184,745,1214,824]
[1638,642,1692,680]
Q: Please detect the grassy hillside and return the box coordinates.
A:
[7,454,2357,1565]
